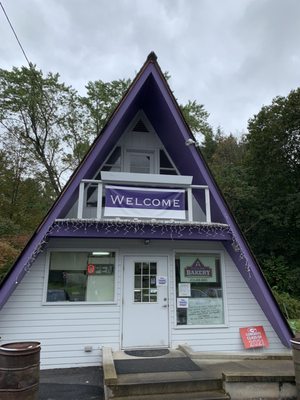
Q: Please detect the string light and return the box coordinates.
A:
[16,218,252,285]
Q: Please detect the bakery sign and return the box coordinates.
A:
[180,256,217,283]
[104,185,185,219]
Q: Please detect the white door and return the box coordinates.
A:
[122,256,169,348]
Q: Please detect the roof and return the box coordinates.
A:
[0,52,293,347]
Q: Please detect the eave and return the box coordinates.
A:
[49,219,232,241]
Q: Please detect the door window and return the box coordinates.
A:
[134,261,157,303]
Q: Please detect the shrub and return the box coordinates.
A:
[273,290,300,320]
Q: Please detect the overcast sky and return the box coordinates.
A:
[1,0,300,136]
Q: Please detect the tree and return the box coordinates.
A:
[180,100,216,158]
[81,78,132,137]
[245,89,300,297]
[209,134,256,228]
[0,65,84,195]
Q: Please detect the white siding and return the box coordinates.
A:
[170,243,286,353]
[0,238,287,370]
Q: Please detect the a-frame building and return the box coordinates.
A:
[0,53,293,369]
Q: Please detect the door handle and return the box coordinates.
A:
[162,305,168,308]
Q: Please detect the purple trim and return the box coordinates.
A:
[48,221,232,241]
[0,55,292,349]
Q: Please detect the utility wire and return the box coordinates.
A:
[0,1,31,66]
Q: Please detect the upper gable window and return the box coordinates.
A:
[102,147,121,172]
[159,150,177,175]
[126,151,155,174]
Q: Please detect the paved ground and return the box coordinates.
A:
[38,353,296,399]
[39,367,104,400]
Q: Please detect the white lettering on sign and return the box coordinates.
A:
[109,195,181,208]
[104,186,186,220]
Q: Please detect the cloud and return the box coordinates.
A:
[1,0,300,134]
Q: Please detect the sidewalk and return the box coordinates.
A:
[39,367,104,400]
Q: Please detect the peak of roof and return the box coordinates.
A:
[147,51,158,62]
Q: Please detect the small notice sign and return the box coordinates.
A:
[177,298,189,308]
[239,326,269,349]
[156,276,167,286]
[178,283,191,297]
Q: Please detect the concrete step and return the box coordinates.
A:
[110,389,230,400]
[110,373,222,397]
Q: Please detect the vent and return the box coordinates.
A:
[132,119,149,132]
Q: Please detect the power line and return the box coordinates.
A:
[0,1,31,66]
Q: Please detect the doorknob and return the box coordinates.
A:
[162,305,168,308]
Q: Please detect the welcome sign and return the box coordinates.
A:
[104,185,185,219]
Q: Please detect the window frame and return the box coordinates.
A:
[43,248,118,305]
[124,149,156,174]
[173,249,229,329]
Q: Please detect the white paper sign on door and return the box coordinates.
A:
[156,276,168,286]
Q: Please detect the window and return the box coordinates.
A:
[175,253,225,326]
[134,261,157,303]
[101,147,121,172]
[46,251,115,302]
[159,150,177,175]
[125,150,155,174]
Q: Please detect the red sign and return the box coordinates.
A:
[239,326,269,349]
[87,264,95,275]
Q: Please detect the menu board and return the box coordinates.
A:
[187,298,224,325]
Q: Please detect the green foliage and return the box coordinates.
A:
[243,89,300,297]
[180,100,211,135]
[0,65,85,194]
[273,290,300,320]
[0,239,20,282]
[289,320,300,334]
[262,256,292,293]
[0,217,20,236]
[81,78,131,136]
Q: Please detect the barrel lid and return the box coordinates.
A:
[0,342,40,352]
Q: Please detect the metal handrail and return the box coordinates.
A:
[77,179,211,223]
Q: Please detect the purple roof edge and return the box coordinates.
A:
[0,53,293,347]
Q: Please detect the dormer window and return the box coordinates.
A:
[125,150,155,174]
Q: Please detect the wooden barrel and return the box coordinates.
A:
[0,342,40,400]
[291,339,300,400]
